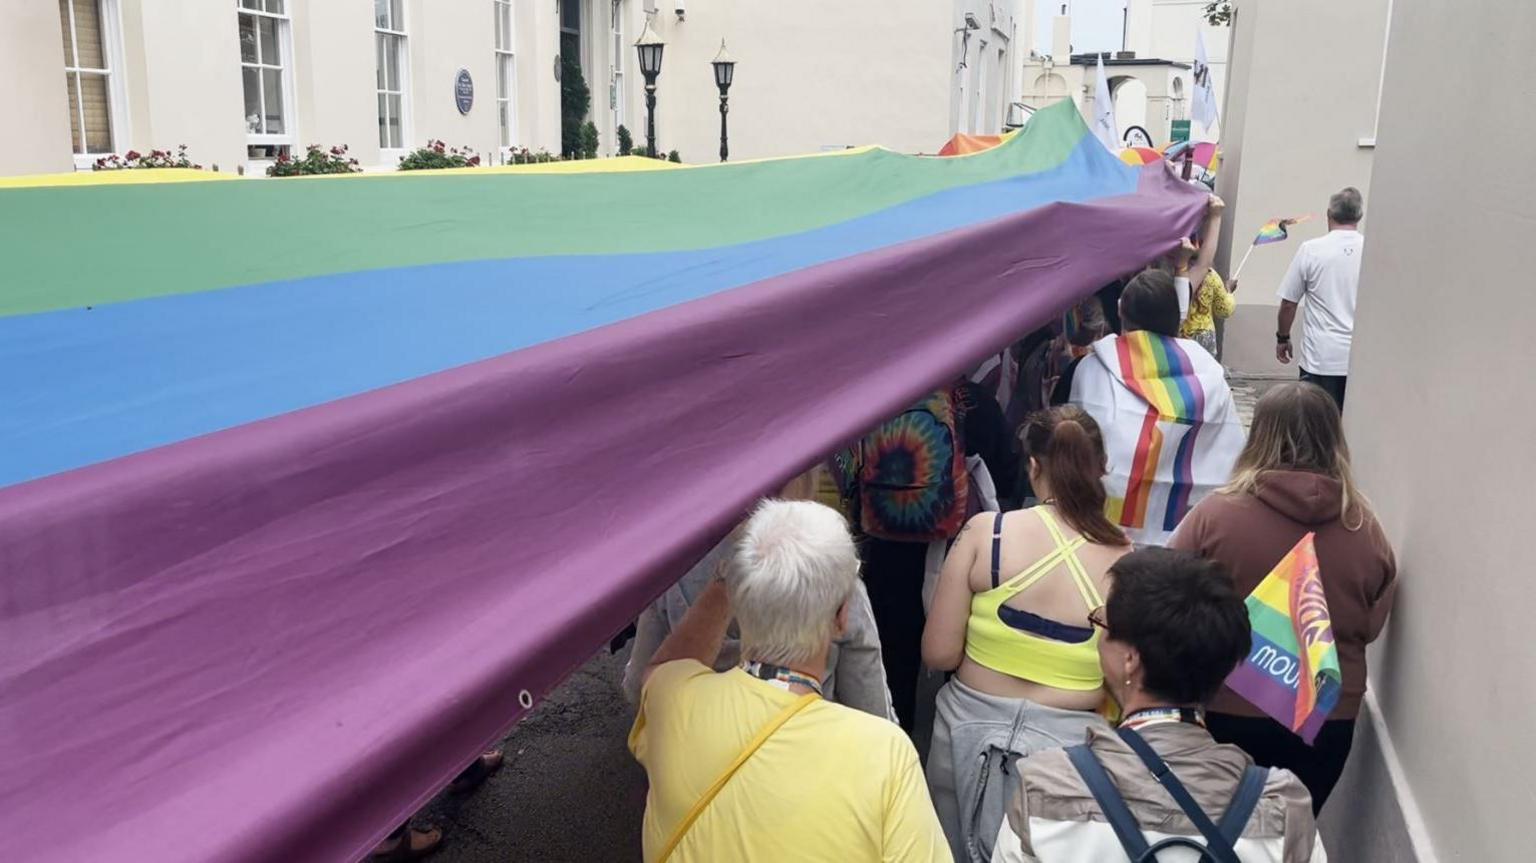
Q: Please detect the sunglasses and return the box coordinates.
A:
[1087,605,1108,631]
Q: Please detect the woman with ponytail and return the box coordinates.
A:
[921,407,1132,861]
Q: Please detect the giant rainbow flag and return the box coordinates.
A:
[0,101,1206,861]
[1225,533,1344,745]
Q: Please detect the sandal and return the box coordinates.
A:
[448,749,504,795]
[369,824,442,862]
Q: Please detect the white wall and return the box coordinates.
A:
[950,0,1025,138]
[405,0,502,163]
[1,0,997,174]
[0,0,562,176]
[0,0,74,176]
[516,0,563,155]
[129,0,249,173]
[1215,0,1387,374]
[640,1,954,162]
[1332,2,1533,860]
[291,0,378,165]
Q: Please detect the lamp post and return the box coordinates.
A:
[711,40,736,162]
[635,20,665,157]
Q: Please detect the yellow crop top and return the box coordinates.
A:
[964,508,1105,691]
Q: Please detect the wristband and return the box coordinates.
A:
[1276,333,1291,343]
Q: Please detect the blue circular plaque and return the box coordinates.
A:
[454,69,474,115]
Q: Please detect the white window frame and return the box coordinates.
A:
[239,0,296,166]
[375,0,411,160]
[62,0,130,170]
[494,0,517,155]
[609,0,625,153]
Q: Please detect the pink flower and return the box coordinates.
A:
[468,155,481,166]
[125,150,140,160]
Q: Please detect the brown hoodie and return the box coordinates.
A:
[1170,469,1397,719]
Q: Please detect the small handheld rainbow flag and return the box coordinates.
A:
[1254,215,1311,246]
[1232,215,1312,279]
[1224,533,1342,745]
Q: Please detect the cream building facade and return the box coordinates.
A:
[1317,1,1523,860]
[0,0,1028,178]
[1017,4,1224,150]
[1214,0,1389,373]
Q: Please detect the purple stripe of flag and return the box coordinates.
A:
[0,170,1207,862]
[1161,337,1206,530]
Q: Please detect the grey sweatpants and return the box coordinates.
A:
[927,678,1107,863]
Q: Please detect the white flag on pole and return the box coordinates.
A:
[1092,55,1118,151]
[1192,30,1220,131]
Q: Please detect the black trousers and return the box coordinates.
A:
[859,537,929,732]
[1300,369,1347,410]
[1206,713,1356,814]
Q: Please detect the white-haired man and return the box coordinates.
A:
[629,499,949,862]
[1276,187,1365,409]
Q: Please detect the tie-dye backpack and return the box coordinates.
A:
[839,387,969,543]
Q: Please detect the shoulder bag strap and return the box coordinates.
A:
[1065,744,1152,860]
[1116,728,1242,863]
[656,692,820,862]
[1217,765,1270,846]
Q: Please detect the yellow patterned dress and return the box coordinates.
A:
[1180,270,1235,355]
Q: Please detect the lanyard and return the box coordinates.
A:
[740,661,823,697]
[1119,706,1205,732]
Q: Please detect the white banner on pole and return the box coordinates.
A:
[1092,54,1119,151]
[1192,30,1220,133]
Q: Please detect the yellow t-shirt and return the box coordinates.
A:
[1180,270,1236,337]
[629,660,950,863]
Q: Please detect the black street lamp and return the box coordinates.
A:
[711,40,736,163]
[635,20,665,158]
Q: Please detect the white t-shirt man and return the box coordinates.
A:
[1276,229,1364,376]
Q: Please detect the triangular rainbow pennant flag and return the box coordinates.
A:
[1223,533,1342,744]
[1253,214,1311,245]
[1232,215,1313,279]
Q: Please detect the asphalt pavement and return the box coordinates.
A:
[417,648,646,863]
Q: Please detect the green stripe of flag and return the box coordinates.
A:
[0,102,1088,317]
[1246,599,1301,654]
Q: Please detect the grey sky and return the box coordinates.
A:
[1032,0,1130,55]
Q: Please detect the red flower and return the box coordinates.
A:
[125,150,140,160]
[330,146,343,155]
[468,155,481,166]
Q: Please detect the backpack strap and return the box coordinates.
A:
[1116,728,1242,863]
[1065,744,1152,860]
[990,512,1005,589]
[1217,765,1270,846]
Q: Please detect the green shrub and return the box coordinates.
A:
[266,145,362,177]
[617,125,633,156]
[560,53,590,159]
[580,121,599,159]
[508,147,559,165]
[667,150,681,164]
[397,140,482,170]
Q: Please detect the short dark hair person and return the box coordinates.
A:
[1103,548,1252,705]
[1119,269,1183,338]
